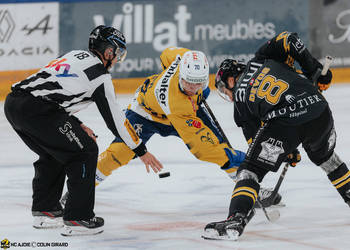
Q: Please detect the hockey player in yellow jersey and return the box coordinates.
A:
[95,47,245,185]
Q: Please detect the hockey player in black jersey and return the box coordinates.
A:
[203,31,350,240]
[4,25,163,236]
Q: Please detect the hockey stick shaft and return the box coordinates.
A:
[203,98,287,201]
[202,99,278,221]
[263,162,289,207]
[202,99,233,148]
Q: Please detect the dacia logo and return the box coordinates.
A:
[1,238,10,250]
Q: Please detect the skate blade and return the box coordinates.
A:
[255,202,286,209]
[33,217,63,229]
[201,229,239,241]
[61,225,104,236]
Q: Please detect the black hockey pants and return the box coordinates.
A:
[4,91,98,220]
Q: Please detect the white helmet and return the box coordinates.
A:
[179,50,209,93]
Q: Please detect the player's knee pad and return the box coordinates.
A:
[238,162,269,183]
[96,142,135,185]
[236,169,259,183]
[320,152,343,174]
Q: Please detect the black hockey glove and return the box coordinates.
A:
[285,149,301,167]
[318,69,333,91]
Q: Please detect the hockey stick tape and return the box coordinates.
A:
[321,55,333,75]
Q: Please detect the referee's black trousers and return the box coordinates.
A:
[4,91,98,221]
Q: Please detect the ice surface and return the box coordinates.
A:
[1,85,350,250]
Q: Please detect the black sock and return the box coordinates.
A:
[228,179,260,217]
[327,163,350,203]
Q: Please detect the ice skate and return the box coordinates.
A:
[32,210,63,229]
[61,216,104,236]
[202,210,255,241]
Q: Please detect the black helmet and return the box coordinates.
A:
[215,59,246,101]
[89,25,127,63]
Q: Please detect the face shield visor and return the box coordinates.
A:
[179,78,208,96]
[215,68,234,102]
[107,35,127,62]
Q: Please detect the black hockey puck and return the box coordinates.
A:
[159,172,170,178]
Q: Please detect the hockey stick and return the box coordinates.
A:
[312,55,333,86]
[259,162,289,208]
[202,99,280,222]
[202,99,231,146]
[255,198,280,222]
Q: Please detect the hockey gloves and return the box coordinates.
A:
[285,148,301,167]
[223,148,246,168]
[317,69,333,91]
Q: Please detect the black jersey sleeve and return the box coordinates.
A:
[92,84,121,137]
[254,31,322,80]
[92,84,147,157]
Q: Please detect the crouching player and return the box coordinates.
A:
[203,31,349,240]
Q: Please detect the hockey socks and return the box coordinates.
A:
[229,179,260,217]
[327,163,350,205]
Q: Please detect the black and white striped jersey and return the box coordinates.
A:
[12,50,146,156]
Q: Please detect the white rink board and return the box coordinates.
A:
[1,85,350,250]
[0,3,59,70]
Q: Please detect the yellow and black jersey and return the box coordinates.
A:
[128,49,234,167]
[255,31,323,79]
[233,32,328,141]
[160,46,190,70]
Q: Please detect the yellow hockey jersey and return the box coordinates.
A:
[128,48,235,167]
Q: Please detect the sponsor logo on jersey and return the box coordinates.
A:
[124,119,139,144]
[285,94,296,103]
[133,123,143,136]
[155,55,181,107]
[265,94,323,120]
[235,62,262,102]
[186,119,202,128]
[200,132,214,144]
[258,138,284,165]
[45,58,78,78]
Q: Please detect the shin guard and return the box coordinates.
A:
[327,163,350,205]
[229,178,260,217]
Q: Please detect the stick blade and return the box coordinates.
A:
[266,209,280,222]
